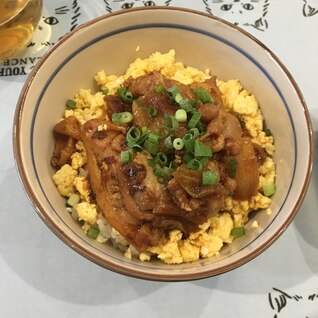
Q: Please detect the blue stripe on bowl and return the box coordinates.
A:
[30,23,297,268]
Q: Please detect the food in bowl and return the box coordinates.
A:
[50,49,276,264]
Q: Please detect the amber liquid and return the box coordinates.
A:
[0,0,42,61]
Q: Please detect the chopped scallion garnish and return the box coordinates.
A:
[87,227,100,239]
[187,159,203,170]
[195,87,214,104]
[262,182,276,197]
[164,135,173,149]
[194,141,212,157]
[117,87,135,103]
[155,85,164,93]
[175,109,187,122]
[179,98,193,112]
[66,193,80,207]
[158,125,170,138]
[144,139,159,155]
[183,153,194,163]
[264,128,272,136]
[102,88,109,95]
[126,126,141,144]
[182,133,195,152]
[164,115,178,130]
[66,99,76,109]
[156,152,168,166]
[167,86,180,99]
[121,150,131,164]
[148,132,160,144]
[173,138,184,150]
[154,166,163,177]
[174,93,183,104]
[196,121,207,134]
[188,111,201,129]
[131,144,143,152]
[231,227,245,238]
[147,106,158,118]
[189,127,200,138]
[227,157,238,178]
[112,112,133,124]
[202,171,219,185]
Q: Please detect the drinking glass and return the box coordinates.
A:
[0,0,43,61]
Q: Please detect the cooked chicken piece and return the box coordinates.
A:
[51,116,81,169]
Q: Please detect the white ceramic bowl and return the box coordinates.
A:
[13,7,313,281]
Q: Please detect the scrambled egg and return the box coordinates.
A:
[52,50,276,264]
[76,202,97,225]
[52,164,77,197]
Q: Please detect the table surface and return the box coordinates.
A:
[1,1,318,317]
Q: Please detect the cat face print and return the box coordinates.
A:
[302,0,318,16]
[203,0,270,31]
[106,0,171,10]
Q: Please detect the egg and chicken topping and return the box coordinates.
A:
[51,50,275,264]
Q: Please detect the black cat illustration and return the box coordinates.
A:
[203,0,270,31]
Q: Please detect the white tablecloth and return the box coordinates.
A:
[1,1,318,317]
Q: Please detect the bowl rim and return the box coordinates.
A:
[12,6,314,281]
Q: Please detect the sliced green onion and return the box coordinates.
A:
[154,166,163,177]
[179,98,193,112]
[191,98,199,108]
[147,106,157,118]
[112,112,133,124]
[262,182,276,196]
[147,132,160,144]
[227,157,238,178]
[202,171,219,185]
[174,93,183,104]
[66,193,80,207]
[144,139,159,155]
[169,160,179,170]
[117,87,135,103]
[131,144,144,152]
[121,150,131,164]
[194,141,212,157]
[195,87,214,104]
[175,109,187,122]
[155,85,164,93]
[188,111,201,129]
[182,133,195,152]
[126,126,141,144]
[196,121,207,134]
[183,153,194,163]
[164,115,178,130]
[167,86,180,99]
[173,138,184,150]
[187,159,203,170]
[87,227,100,239]
[66,99,76,109]
[102,88,109,95]
[264,128,272,136]
[156,152,168,166]
[138,129,150,144]
[162,166,173,178]
[189,127,200,138]
[158,125,170,138]
[164,135,173,149]
[231,227,245,238]
[200,157,209,168]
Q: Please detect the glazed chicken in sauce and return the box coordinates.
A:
[51,72,262,252]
